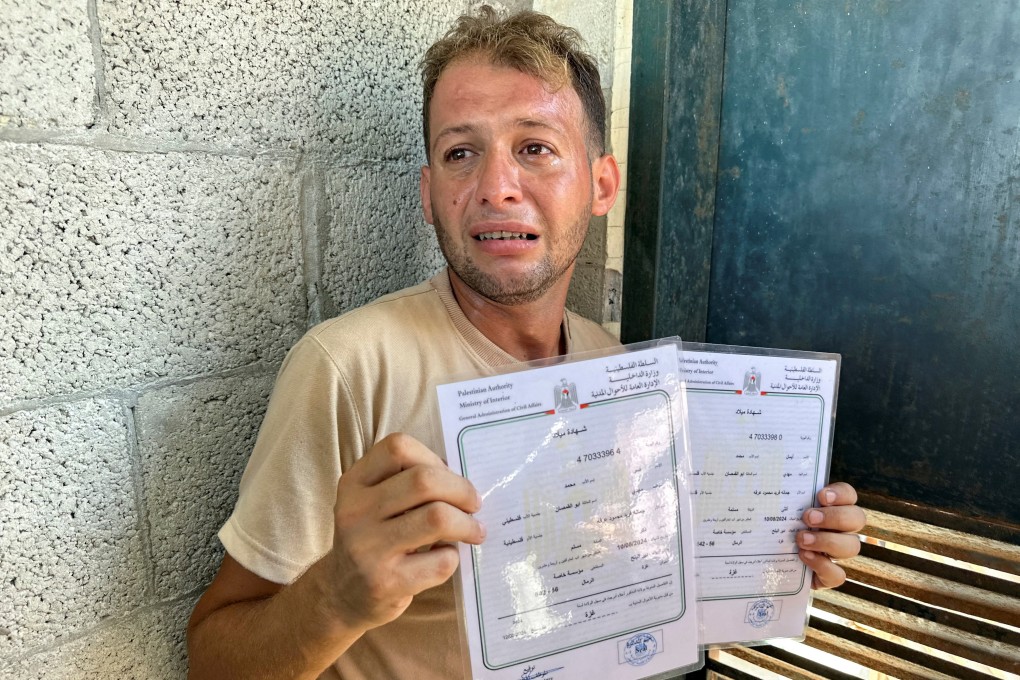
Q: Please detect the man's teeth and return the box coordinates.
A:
[476,232,535,240]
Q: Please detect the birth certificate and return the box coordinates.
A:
[435,342,701,680]
[680,343,840,646]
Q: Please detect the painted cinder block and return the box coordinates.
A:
[135,373,275,599]
[0,142,305,408]
[318,162,444,318]
[99,0,468,154]
[0,0,95,129]
[2,598,195,679]
[566,261,607,324]
[0,399,148,656]
[534,0,617,88]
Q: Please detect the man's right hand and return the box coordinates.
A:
[324,432,486,631]
[187,432,485,679]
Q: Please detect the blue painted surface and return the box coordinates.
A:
[623,0,725,344]
[708,1,1019,521]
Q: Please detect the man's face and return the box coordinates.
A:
[420,58,618,306]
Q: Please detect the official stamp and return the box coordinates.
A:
[622,632,658,666]
[746,598,778,628]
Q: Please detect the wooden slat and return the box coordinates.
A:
[811,616,1005,680]
[841,555,1020,627]
[705,671,739,680]
[801,627,961,680]
[838,580,1020,647]
[705,671,738,680]
[704,654,763,680]
[711,646,835,680]
[813,588,1020,673]
[862,507,1020,577]
[860,541,1018,597]
[858,492,1020,546]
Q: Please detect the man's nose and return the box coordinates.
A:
[475,151,523,206]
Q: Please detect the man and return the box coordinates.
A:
[187,9,865,679]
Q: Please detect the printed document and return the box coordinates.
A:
[681,343,839,645]
[436,342,701,680]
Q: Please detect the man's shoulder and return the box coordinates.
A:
[309,278,442,345]
[278,278,453,383]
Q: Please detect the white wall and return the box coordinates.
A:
[0,0,623,675]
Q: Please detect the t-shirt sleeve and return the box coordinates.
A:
[218,334,363,584]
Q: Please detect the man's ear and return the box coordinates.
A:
[590,154,621,217]
[420,165,434,224]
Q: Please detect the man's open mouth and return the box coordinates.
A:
[474,232,538,241]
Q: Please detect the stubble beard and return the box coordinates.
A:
[432,212,590,307]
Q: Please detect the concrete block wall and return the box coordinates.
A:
[0,1,624,676]
[604,0,633,339]
[543,0,632,334]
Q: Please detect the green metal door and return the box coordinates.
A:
[623,0,1019,526]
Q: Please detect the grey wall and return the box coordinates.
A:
[0,1,619,676]
[543,0,621,323]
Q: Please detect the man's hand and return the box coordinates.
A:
[797,482,866,589]
[324,433,486,631]
[186,432,484,679]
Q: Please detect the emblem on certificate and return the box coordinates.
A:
[742,366,762,395]
[553,379,579,412]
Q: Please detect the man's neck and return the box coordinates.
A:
[447,269,571,362]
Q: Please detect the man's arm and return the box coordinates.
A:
[797,481,867,589]
[187,554,358,680]
[187,434,486,680]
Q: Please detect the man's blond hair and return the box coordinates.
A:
[420,7,606,160]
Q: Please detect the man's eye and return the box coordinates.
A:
[523,143,551,155]
[445,148,472,162]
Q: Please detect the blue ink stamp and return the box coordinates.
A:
[746,598,778,628]
[622,631,658,666]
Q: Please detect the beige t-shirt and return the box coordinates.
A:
[220,270,620,679]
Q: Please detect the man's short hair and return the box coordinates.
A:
[420,7,606,161]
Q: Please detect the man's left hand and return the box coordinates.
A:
[797,482,867,589]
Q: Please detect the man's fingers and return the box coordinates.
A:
[800,550,848,590]
[331,542,462,630]
[818,481,858,507]
[352,433,446,487]
[798,529,861,560]
[389,501,486,553]
[397,545,463,594]
[373,464,482,519]
[803,504,866,534]
[327,433,484,629]
[329,500,481,627]
[796,481,865,589]
[344,432,481,521]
